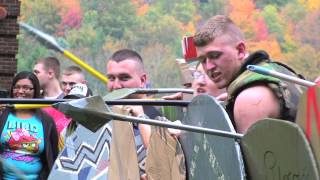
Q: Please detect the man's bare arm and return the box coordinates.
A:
[233,85,280,133]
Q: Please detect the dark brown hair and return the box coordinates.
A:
[10,71,41,98]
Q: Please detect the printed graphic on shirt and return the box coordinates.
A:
[0,113,45,179]
[5,128,41,154]
[1,114,44,162]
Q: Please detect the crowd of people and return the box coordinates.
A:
[0,14,318,179]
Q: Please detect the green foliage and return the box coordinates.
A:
[81,0,138,40]
[160,106,184,121]
[21,0,62,34]
[17,0,320,95]
[141,43,181,88]
[261,5,285,42]
[282,1,307,23]
[17,36,50,71]
[255,0,294,8]
[286,44,320,80]
[295,11,320,50]
[153,0,196,24]
[18,0,62,73]
[171,1,196,24]
[198,0,227,20]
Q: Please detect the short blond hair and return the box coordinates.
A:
[63,65,83,76]
[194,15,244,47]
[36,56,61,79]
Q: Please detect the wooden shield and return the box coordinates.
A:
[241,119,319,179]
[296,86,320,167]
[146,125,186,180]
[179,95,245,179]
[108,106,140,180]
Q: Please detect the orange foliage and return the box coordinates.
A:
[299,0,320,11]
[194,14,201,23]
[131,0,141,4]
[228,0,284,59]
[247,39,284,61]
[228,0,255,16]
[56,0,82,36]
[228,0,259,40]
[178,22,196,34]
[58,0,81,14]
[132,0,149,16]
[137,4,149,16]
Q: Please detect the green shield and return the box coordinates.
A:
[241,119,319,179]
[179,95,246,179]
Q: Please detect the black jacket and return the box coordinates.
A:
[0,108,59,180]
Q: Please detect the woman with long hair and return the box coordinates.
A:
[0,71,59,179]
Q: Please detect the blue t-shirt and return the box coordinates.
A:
[0,113,45,180]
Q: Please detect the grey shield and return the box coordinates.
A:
[241,119,319,180]
[49,96,112,180]
[48,124,112,180]
[179,95,246,180]
[55,96,111,132]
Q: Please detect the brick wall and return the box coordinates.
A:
[0,0,20,95]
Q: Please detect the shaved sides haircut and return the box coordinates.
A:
[63,65,83,76]
[194,15,245,47]
[36,56,61,79]
[109,49,145,72]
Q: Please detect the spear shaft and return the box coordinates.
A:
[105,111,243,139]
[0,98,190,107]
[247,65,315,87]
[19,22,108,83]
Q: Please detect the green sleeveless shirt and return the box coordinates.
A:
[226,51,305,128]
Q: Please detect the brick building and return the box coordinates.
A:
[0,0,20,97]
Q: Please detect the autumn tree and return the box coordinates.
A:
[298,0,320,11]
[17,0,319,93]
[255,0,293,8]
[18,0,62,71]
[285,44,320,80]
[295,10,320,50]
[228,0,259,40]
[197,0,227,21]
[260,5,285,43]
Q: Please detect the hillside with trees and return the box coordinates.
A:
[17,0,320,95]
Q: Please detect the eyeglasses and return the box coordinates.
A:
[13,85,34,92]
[192,71,206,80]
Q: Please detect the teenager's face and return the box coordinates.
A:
[12,79,35,99]
[61,73,85,96]
[106,59,146,98]
[192,64,225,97]
[196,35,246,89]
